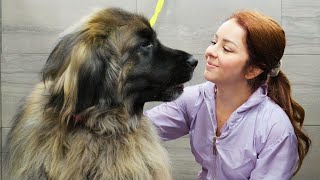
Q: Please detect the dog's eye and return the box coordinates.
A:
[140,42,153,48]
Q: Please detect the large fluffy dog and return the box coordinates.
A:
[5,8,197,180]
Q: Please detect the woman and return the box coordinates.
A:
[145,10,311,180]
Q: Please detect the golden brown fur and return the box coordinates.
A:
[8,83,170,180]
[5,8,197,180]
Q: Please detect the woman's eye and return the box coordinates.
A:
[210,41,216,45]
[223,47,232,52]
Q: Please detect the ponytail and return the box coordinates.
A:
[267,71,311,174]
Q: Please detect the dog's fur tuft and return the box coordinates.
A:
[5,8,197,180]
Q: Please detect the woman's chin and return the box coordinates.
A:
[204,71,218,82]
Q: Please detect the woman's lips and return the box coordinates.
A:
[206,61,218,68]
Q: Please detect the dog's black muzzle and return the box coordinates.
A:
[186,56,198,70]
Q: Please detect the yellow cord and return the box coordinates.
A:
[149,0,165,27]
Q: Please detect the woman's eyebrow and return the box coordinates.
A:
[214,34,238,48]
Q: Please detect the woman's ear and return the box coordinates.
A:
[245,65,263,80]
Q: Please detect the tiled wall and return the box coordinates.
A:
[2,0,320,179]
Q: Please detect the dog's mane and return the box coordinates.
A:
[39,8,153,130]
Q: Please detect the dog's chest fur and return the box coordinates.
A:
[51,119,169,179]
[8,84,171,180]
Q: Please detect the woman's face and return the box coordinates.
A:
[204,18,250,86]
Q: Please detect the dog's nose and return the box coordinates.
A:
[187,56,198,69]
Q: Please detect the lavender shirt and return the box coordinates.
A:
[145,82,298,180]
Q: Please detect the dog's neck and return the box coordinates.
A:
[127,102,145,117]
[69,102,145,136]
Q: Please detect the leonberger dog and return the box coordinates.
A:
[5,8,197,180]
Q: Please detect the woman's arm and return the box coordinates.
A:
[144,100,190,141]
[144,85,201,141]
[250,109,299,180]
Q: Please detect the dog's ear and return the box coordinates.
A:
[41,33,79,120]
[41,33,89,119]
[42,31,120,119]
[42,33,78,82]
[76,41,120,114]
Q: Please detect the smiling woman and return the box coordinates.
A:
[205,18,251,87]
[145,10,311,180]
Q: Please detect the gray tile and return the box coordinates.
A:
[292,126,320,179]
[282,55,320,125]
[0,132,1,180]
[138,0,281,54]
[1,54,45,127]
[2,96,24,128]
[2,0,137,54]
[282,0,320,55]
[2,153,8,180]
[1,55,45,86]
[2,0,137,29]
[3,31,59,54]
[1,128,10,153]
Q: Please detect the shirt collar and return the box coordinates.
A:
[236,84,268,113]
[202,82,267,113]
[202,81,215,101]
[201,82,268,133]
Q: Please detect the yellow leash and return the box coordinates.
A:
[149,0,165,27]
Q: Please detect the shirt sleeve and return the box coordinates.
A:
[250,111,299,180]
[144,86,199,141]
[144,100,190,141]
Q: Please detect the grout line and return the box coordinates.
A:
[281,0,283,26]
[192,53,320,56]
[2,53,50,55]
[1,0,3,177]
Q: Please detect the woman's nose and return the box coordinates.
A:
[205,44,217,59]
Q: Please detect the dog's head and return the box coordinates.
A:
[42,8,197,117]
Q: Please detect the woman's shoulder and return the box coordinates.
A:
[258,98,292,127]
[254,97,296,148]
[174,82,212,114]
[183,81,214,97]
